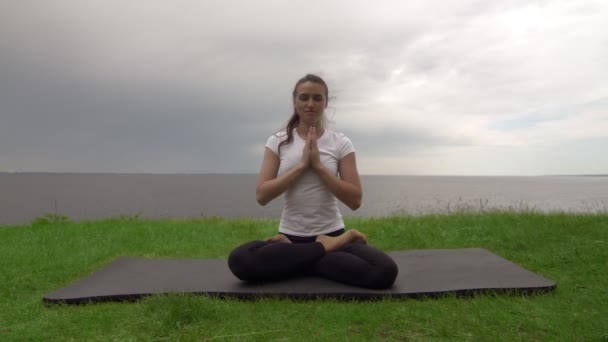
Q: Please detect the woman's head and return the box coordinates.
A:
[292,74,328,105]
[279,74,329,153]
[291,74,328,127]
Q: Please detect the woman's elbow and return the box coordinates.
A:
[256,193,269,206]
[349,201,361,211]
[256,187,271,206]
[348,196,362,211]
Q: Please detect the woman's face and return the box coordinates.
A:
[293,81,327,125]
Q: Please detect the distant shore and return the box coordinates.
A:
[1,171,607,176]
[1,173,606,225]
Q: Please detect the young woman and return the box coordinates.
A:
[228,74,398,289]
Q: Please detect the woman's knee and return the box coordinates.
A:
[343,243,399,289]
[227,240,266,281]
[367,257,399,289]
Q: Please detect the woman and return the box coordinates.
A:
[228,74,398,289]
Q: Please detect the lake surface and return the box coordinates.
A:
[1,173,607,225]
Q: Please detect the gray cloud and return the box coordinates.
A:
[1,0,606,174]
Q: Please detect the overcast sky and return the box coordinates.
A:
[1,0,607,175]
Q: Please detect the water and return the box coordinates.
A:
[1,173,607,225]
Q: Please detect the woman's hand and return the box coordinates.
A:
[300,126,322,170]
[299,129,312,169]
[309,127,323,171]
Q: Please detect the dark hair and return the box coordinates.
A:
[278,74,329,153]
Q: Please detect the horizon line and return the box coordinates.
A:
[1,171,606,177]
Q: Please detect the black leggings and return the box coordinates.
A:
[228,229,398,289]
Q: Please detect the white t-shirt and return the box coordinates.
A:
[265,129,356,236]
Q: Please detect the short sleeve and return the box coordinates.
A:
[338,135,355,159]
[265,132,286,156]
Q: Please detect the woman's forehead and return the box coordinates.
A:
[296,81,326,95]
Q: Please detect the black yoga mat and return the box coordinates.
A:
[43,248,555,304]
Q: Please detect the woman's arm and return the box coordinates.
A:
[307,127,362,210]
[255,147,308,206]
[313,152,362,210]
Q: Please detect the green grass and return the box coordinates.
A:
[1,212,607,341]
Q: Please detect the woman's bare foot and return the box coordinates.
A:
[265,234,292,243]
[315,229,367,253]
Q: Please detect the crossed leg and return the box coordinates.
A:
[311,242,398,289]
[228,240,325,282]
[228,229,398,289]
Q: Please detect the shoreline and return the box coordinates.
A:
[1,173,606,225]
[2,171,607,177]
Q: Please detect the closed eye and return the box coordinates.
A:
[298,94,325,102]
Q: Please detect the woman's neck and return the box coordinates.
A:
[296,123,324,139]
